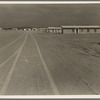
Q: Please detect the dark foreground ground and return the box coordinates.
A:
[0,30,100,95]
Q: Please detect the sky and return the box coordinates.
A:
[0,4,100,28]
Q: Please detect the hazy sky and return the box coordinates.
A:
[0,4,100,28]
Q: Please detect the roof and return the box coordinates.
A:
[61,25,100,28]
[48,27,62,29]
[39,28,47,29]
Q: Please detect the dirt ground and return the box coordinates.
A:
[33,31,100,94]
[0,30,100,95]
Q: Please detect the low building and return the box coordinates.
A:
[25,28,32,31]
[61,25,100,34]
[13,28,18,30]
[32,28,38,31]
[39,28,47,32]
[47,27,62,33]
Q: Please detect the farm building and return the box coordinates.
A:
[47,27,62,33]
[39,28,47,32]
[24,28,32,31]
[61,25,100,34]
[32,28,38,31]
[13,28,18,30]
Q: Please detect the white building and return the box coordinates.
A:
[47,27,62,33]
[13,28,18,30]
[39,28,47,32]
[32,28,38,31]
[61,25,100,34]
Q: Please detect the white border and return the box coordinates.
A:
[0,95,100,98]
[0,1,100,4]
[0,1,100,98]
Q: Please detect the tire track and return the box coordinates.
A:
[30,33,59,95]
[0,33,28,95]
[0,50,18,68]
[0,34,25,69]
[0,33,24,52]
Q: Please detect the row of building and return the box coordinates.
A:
[1,25,100,34]
[47,25,100,34]
[2,27,47,32]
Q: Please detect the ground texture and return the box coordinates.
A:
[0,30,100,95]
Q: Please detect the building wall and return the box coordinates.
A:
[56,29,62,33]
[95,29,100,33]
[79,29,88,34]
[79,28,100,34]
[55,28,100,34]
[63,29,75,34]
[89,29,95,33]
[48,29,62,33]
[49,30,54,33]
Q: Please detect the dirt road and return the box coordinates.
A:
[0,30,100,95]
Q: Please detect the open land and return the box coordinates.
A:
[0,30,100,95]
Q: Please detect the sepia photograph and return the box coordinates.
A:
[0,2,100,96]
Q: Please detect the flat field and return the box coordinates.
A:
[0,30,100,95]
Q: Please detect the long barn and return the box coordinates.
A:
[61,25,100,34]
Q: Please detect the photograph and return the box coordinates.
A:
[0,2,100,96]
